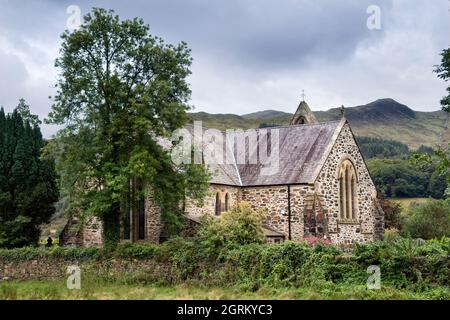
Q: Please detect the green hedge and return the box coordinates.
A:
[0,237,448,294]
[0,246,103,262]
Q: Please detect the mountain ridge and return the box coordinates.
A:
[189,99,449,148]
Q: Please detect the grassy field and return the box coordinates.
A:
[0,280,447,300]
[390,197,431,213]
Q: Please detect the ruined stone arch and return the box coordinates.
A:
[337,157,358,220]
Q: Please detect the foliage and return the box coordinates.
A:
[258,123,280,128]
[402,199,450,240]
[368,158,446,198]
[45,8,209,247]
[434,48,450,112]
[356,136,410,159]
[417,145,434,155]
[384,228,400,241]
[0,102,58,248]
[0,246,102,262]
[197,202,265,254]
[303,236,332,246]
[114,242,159,259]
[428,169,448,198]
[353,237,449,288]
[411,148,450,198]
[0,237,448,297]
[378,195,403,230]
[15,99,41,126]
[410,47,450,198]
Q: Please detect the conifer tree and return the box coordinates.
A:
[0,100,58,248]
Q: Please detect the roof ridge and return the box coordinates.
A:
[264,120,341,131]
[185,120,342,133]
[226,134,243,186]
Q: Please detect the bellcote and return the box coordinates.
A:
[290,100,318,125]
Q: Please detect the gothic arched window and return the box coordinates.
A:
[224,193,230,211]
[215,193,221,216]
[338,159,358,220]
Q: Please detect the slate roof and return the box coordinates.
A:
[235,120,344,186]
[166,118,346,187]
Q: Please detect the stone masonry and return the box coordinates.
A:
[60,101,384,247]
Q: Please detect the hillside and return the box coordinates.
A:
[189,99,450,148]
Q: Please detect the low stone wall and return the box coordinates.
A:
[0,258,168,281]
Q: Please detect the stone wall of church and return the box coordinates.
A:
[144,190,163,243]
[66,121,384,247]
[184,184,241,217]
[59,215,103,247]
[314,123,383,245]
[241,185,309,241]
[81,217,103,247]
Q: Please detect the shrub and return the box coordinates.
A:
[403,199,450,239]
[378,196,403,230]
[354,237,449,288]
[115,242,159,259]
[0,237,448,294]
[303,236,332,246]
[0,246,102,262]
[384,228,401,241]
[197,202,265,254]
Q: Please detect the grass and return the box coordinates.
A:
[0,280,448,300]
[390,197,431,214]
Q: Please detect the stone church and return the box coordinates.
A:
[60,100,384,247]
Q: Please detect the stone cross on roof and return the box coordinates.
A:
[340,105,345,117]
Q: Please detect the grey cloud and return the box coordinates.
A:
[0,50,28,108]
[0,0,448,136]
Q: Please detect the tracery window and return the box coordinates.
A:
[338,159,357,220]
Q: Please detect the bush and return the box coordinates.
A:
[384,228,401,241]
[0,237,448,295]
[378,196,403,230]
[0,246,102,262]
[403,199,450,239]
[197,202,265,254]
[115,242,159,259]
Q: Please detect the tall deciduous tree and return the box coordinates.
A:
[46,8,209,247]
[412,49,450,196]
[433,49,450,194]
[435,48,450,113]
[0,101,58,248]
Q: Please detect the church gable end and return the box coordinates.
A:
[314,122,383,244]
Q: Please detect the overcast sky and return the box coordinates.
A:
[0,0,449,136]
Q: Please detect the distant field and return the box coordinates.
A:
[389,197,431,213]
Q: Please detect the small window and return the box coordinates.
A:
[215,193,221,216]
[224,193,230,211]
